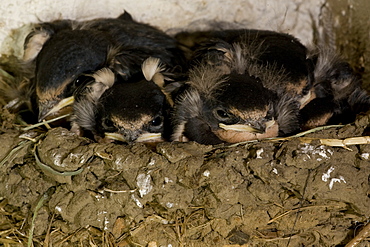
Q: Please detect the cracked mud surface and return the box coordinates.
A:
[0,108,369,246]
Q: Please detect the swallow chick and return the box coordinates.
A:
[171,43,300,145]
[72,57,172,144]
[300,47,370,129]
[28,28,117,123]
[175,29,316,109]
[25,11,187,124]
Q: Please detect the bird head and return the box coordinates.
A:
[73,57,171,144]
[171,65,284,144]
[171,42,301,144]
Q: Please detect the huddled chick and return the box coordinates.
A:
[22,11,186,124]
[1,14,369,146]
[300,47,370,129]
[175,29,316,108]
[170,29,315,144]
[72,57,172,143]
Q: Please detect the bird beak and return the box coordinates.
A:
[219,123,264,133]
[104,132,163,143]
[136,133,163,143]
[39,96,75,121]
[219,119,276,134]
[104,132,127,142]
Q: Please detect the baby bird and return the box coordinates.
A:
[33,28,114,122]
[171,42,300,145]
[175,29,316,109]
[72,57,172,143]
[300,47,370,129]
[24,11,186,124]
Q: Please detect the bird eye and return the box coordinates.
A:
[216,110,228,118]
[215,109,230,120]
[151,116,163,127]
[102,118,116,131]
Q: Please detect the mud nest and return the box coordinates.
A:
[0,106,369,247]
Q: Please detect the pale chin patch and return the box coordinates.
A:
[215,122,279,143]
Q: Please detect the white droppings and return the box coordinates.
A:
[272,168,278,174]
[114,158,123,169]
[137,173,153,197]
[256,148,264,159]
[55,206,62,213]
[148,158,156,166]
[164,177,173,183]
[95,194,105,201]
[53,153,64,167]
[300,144,333,162]
[322,166,335,182]
[203,170,210,177]
[104,216,109,230]
[322,166,347,190]
[361,153,369,160]
[131,194,143,208]
[166,202,174,208]
[329,176,346,190]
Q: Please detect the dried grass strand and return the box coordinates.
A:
[345,221,370,247]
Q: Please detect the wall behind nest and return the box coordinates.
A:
[0,0,324,57]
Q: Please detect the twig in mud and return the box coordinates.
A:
[286,169,311,247]
[345,221,370,247]
[0,140,31,166]
[27,188,52,247]
[21,113,71,131]
[99,188,137,194]
[54,228,85,247]
[220,124,345,149]
[284,125,344,138]
[43,213,55,247]
[225,128,370,151]
[268,204,343,224]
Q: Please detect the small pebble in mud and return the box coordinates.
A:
[131,194,143,208]
[203,170,210,177]
[256,148,264,159]
[136,173,153,197]
[272,167,278,174]
[360,153,369,159]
